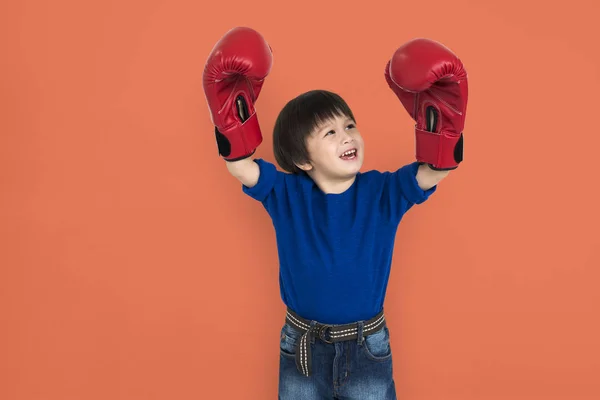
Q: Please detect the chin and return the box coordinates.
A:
[341,161,363,176]
[332,153,363,177]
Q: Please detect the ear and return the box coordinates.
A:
[294,160,313,172]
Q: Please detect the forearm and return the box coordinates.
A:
[415,163,450,190]
[225,158,260,188]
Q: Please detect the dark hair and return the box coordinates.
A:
[273,90,356,174]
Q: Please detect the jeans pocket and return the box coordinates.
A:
[279,323,301,358]
[362,325,392,361]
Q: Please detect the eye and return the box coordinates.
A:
[346,123,355,130]
[324,129,335,137]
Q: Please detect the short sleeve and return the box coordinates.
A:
[394,162,437,205]
[382,161,437,222]
[242,158,279,203]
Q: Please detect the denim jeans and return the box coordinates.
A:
[278,320,397,399]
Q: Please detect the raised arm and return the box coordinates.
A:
[202,27,273,188]
[226,158,260,188]
[384,38,469,178]
[415,163,450,191]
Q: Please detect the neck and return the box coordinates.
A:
[308,170,356,194]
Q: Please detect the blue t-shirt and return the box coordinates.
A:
[242,158,436,324]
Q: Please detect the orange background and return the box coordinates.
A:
[1,0,599,399]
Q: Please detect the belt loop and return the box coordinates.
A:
[357,320,364,345]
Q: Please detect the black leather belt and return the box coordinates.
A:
[285,307,386,377]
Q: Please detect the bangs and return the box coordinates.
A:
[294,90,356,136]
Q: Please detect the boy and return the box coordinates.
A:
[203,27,467,400]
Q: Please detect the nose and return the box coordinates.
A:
[341,130,354,144]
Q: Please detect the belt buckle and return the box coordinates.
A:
[318,324,333,344]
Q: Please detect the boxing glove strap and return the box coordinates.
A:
[415,126,462,170]
[285,307,386,377]
[217,111,263,161]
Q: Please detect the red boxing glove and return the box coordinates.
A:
[385,38,468,170]
[203,27,273,161]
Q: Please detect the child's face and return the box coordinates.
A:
[301,114,364,180]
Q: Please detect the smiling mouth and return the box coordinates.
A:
[340,148,357,160]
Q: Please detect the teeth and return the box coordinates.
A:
[341,149,356,157]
